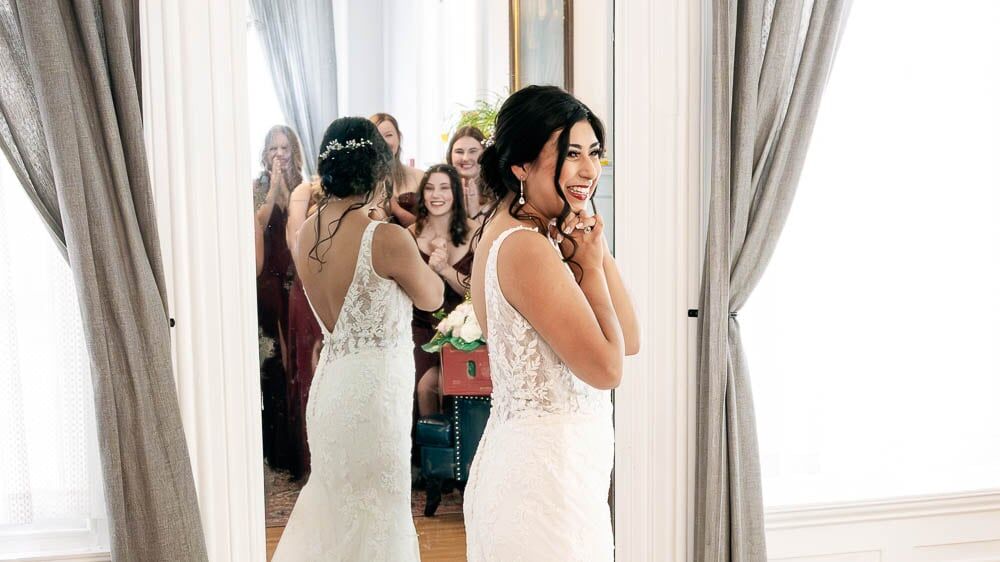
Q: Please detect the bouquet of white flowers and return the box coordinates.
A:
[421,301,485,352]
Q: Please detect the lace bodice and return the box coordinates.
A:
[484,226,612,422]
[307,221,413,362]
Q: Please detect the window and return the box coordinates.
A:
[0,158,109,558]
[742,0,1000,508]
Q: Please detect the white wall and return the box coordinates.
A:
[766,491,1000,561]
[332,0,386,117]
[572,0,614,155]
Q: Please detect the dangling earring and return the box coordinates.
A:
[518,178,526,205]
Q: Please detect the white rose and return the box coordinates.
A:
[439,306,469,333]
[456,317,483,343]
[454,302,473,318]
[437,313,459,334]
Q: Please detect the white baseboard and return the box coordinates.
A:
[766,489,1000,562]
[1,553,110,562]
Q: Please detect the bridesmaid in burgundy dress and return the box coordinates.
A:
[284,177,324,480]
[407,164,478,418]
[370,113,424,226]
[253,125,303,474]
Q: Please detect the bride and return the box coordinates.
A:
[464,86,640,561]
[272,117,443,561]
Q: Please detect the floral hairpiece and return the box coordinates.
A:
[483,135,496,148]
[319,138,374,160]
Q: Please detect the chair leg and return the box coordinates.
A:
[424,477,443,517]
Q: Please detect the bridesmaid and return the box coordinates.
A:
[284,176,324,480]
[407,164,478,417]
[253,124,302,473]
[446,126,487,220]
[371,112,424,226]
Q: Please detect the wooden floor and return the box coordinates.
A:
[265,514,467,561]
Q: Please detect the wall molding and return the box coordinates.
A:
[5,554,111,562]
[766,490,1000,530]
[612,0,702,560]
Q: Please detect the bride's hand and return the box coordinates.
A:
[551,212,599,257]
[564,212,603,271]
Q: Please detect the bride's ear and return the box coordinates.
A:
[510,164,527,180]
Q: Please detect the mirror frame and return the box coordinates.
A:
[139,0,703,559]
[509,0,576,92]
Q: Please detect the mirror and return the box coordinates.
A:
[246,1,615,559]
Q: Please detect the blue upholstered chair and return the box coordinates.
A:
[414,395,491,516]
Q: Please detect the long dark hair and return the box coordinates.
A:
[309,117,393,267]
[414,164,469,247]
[476,86,606,277]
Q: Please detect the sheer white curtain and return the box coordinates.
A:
[0,157,108,556]
[743,0,1000,508]
[247,21,289,179]
[383,0,509,168]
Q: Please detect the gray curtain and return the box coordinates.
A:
[0,1,207,560]
[250,0,338,175]
[695,0,850,559]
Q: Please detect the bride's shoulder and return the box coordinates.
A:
[493,227,557,269]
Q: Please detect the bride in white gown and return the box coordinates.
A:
[273,117,443,561]
[465,86,641,561]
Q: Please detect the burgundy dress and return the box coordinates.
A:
[257,205,294,471]
[413,251,474,380]
[391,192,418,227]
[412,244,474,397]
[285,273,321,480]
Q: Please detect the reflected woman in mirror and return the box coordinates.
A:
[254,125,303,475]
[371,112,424,227]
[446,126,487,220]
[272,117,443,561]
[464,86,640,561]
[407,164,478,418]
[283,175,390,481]
[283,176,324,481]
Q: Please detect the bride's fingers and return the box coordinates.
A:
[560,214,583,236]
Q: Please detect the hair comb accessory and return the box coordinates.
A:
[319,138,374,160]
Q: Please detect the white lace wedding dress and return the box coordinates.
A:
[272,221,420,562]
[464,226,615,562]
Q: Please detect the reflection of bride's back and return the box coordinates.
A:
[272,117,443,562]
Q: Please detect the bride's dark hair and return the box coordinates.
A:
[310,117,393,267]
[477,85,606,277]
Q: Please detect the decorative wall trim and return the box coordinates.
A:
[766,490,1000,530]
[5,554,111,562]
[612,0,702,560]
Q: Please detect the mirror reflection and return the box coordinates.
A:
[248,1,617,559]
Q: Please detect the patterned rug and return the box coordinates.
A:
[265,465,464,528]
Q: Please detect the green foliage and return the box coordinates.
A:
[454,93,506,138]
[421,331,484,353]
